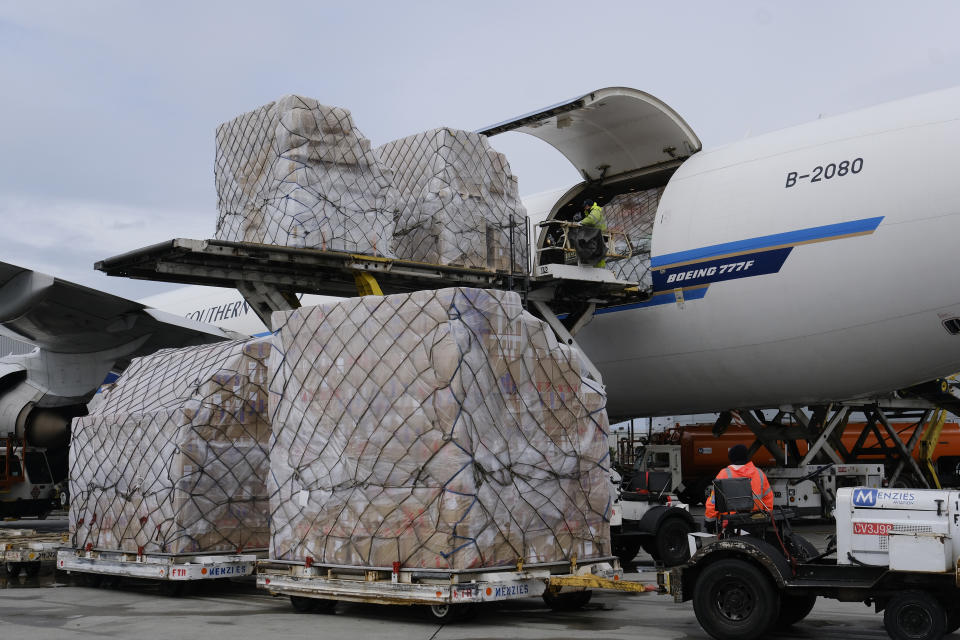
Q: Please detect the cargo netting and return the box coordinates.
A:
[377,128,529,272]
[214,95,398,256]
[69,338,271,555]
[268,287,610,569]
[604,187,664,289]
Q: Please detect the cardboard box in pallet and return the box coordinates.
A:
[377,129,527,271]
[215,95,397,256]
[70,339,272,555]
[268,288,610,569]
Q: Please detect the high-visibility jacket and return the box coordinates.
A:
[580,203,607,267]
[581,203,606,231]
[704,461,774,522]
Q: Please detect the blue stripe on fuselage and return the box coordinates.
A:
[650,216,884,269]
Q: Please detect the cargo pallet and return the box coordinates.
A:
[2,529,66,576]
[57,546,264,594]
[257,556,653,621]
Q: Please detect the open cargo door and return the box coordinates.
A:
[479,87,701,289]
[478,87,700,188]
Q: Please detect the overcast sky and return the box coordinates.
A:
[2,1,959,300]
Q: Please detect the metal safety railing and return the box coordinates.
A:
[536,220,633,267]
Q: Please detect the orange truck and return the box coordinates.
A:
[649,421,960,504]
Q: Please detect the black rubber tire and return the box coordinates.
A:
[946,605,960,634]
[883,590,946,640]
[427,603,470,623]
[290,595,335,613]
[75,572,104,588]
[776,593,817,629]
[157,581,185,597]
[692,559,780,640]
[612,538,642,566]
[785,533,819,562]
[99,575,121,589]
[654,517,692,567]
[542,589,593,611]
[639,539,657,558]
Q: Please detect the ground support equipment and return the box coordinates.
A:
[258,556,654,620]
[57,546,263,594]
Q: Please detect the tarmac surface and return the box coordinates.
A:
[0,516,900,640]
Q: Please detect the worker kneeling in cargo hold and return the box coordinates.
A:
[703,444,774,533]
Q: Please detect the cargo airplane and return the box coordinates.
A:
[3,84,960,471]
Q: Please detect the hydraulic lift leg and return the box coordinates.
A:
[235,281,301,331]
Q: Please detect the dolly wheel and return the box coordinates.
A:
[158,581,185,597]
[4,562,22,576]
[75,573,103,588]
[427,603,470,623]
[290,596,337,614]
[884,591,946,640]
[542,588,593,611]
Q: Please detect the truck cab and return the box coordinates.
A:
[0,436,57,519]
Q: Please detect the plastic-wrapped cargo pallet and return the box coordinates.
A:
[214,95,397,256]
[69,338,272,554]
[603,187,664,289]
[377,128,528,271]
[268,287,610,570]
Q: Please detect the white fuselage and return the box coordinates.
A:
[143,87,960,421]
[577,87,960,418]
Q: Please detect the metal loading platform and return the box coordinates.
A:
[96,238,647,380]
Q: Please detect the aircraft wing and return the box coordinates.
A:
[0,260,232,366]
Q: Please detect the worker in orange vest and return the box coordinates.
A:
[704,444,774,532]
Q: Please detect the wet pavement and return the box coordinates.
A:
[0,517,895,640]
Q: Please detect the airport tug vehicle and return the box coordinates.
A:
[610,445,696,567]
[663,482,960,640]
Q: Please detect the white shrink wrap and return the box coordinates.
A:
[378,128,528,271]
[603,187,664,289]
[215,95,397,256]
[69,338,272,555]
[268,287,610,570]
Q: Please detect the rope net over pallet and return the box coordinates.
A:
[69,338,272,555]
[603,187,663,289]
[214,95,398,256]
[377,128,529,271]
[268,287,611,569]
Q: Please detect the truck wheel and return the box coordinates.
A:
[947,606,960,634]
[776,593,817,629]
[427,603,471,622]
[884,591,946,640]
[692,559,780,640]
[612,539,642,566]
[542,588,593,611]
[654,517,692,567]
[785,533,818,562]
